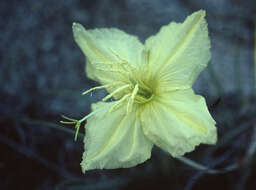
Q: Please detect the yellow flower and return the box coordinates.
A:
[63,10,217,173]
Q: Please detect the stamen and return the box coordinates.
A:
[92,61,118,65]
[92,61,127,66]
[108,94,130,113]
[141,49,150,65]
[127,84,139,113]
[82,82,121,95]
[109,48,129,63]
[102,84,131,102]
[109,48,135,71]
[95,67,129,75]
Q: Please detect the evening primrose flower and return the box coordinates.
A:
[62,10,217,173]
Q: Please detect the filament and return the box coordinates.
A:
[108,94,130,113]
[95,67,129,75]
[82,82,121,95]
[102,84,131,102]
[127,84,139,113]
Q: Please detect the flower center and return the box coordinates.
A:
[81,48,157,113]
[134,83,154,104]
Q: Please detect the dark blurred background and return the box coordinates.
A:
[0,0,256,189]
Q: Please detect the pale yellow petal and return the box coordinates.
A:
[72,23,144,87]
[140,88,217,157]
[145,10,211,91]
[81,101,153,172]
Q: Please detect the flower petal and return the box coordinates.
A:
[145,10,211,91]
[72,23,144,87]
[140,88,217,157]
[81,101,153,172]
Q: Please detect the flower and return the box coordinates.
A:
[62,10,217,173]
